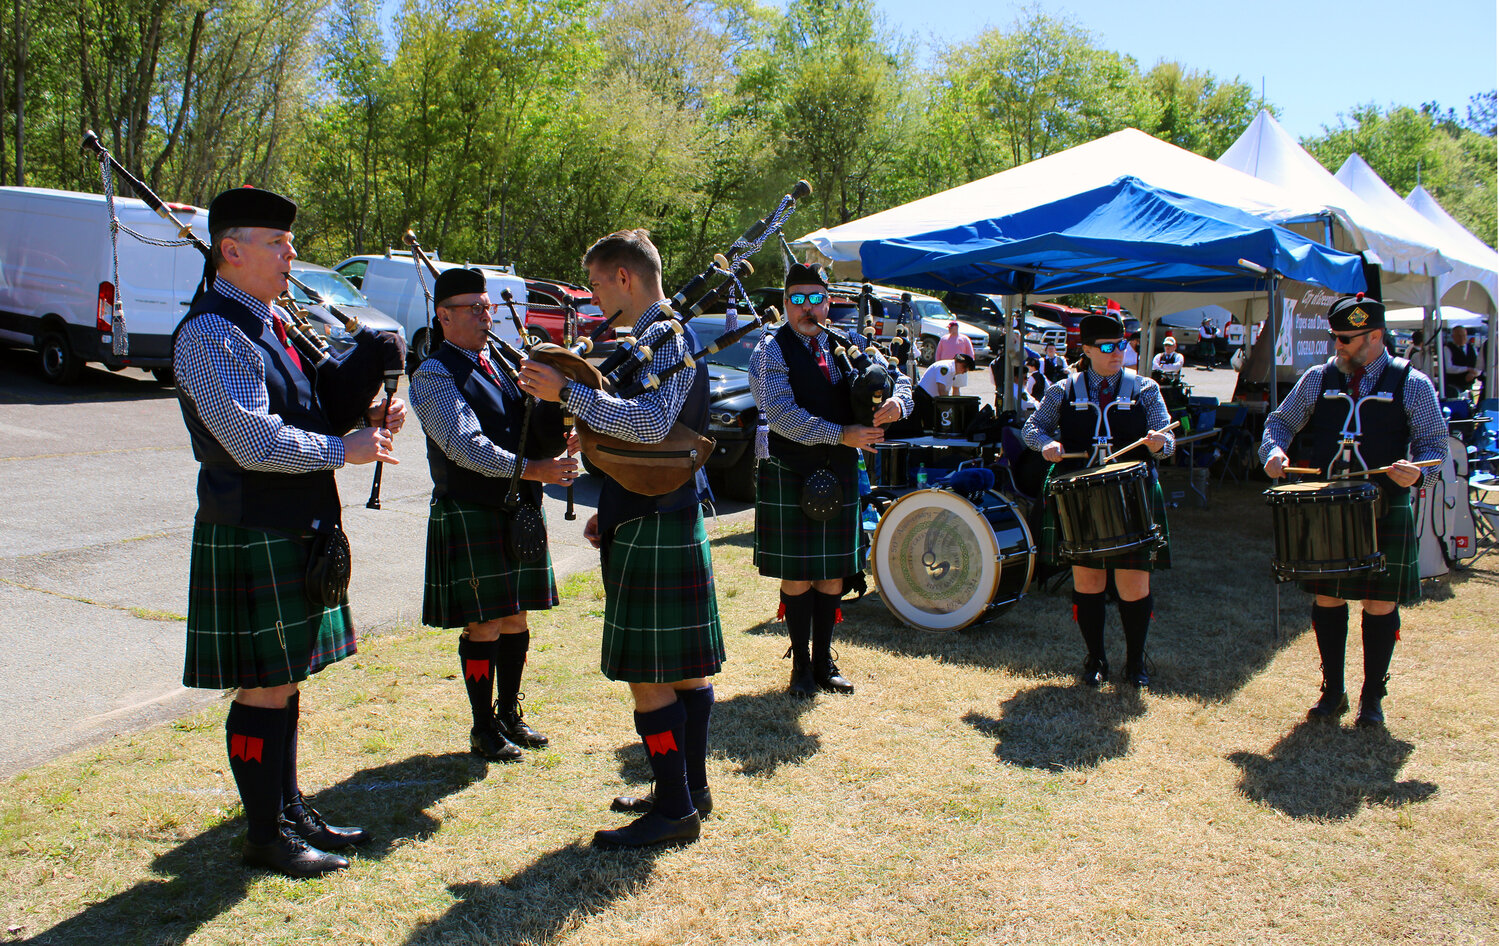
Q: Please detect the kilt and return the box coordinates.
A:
[1300,497,1419,605]
[753,456,861,581]
[184,522,355,690]
[422,498,558,628]
[601,504,725,683]
[1038,467,1172,572]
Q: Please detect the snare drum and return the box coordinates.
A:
[1045,460,1161,560]
[873,441,910,489]
[1264,480,1384,581]
[871,488,1035,631]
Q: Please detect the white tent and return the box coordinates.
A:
[1406,184,1499,389]
[1386,306,1486,329]
[1218,110,1449,307]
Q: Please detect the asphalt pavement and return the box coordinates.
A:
[0,346,1239,777]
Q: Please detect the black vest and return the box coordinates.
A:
[173,285,342,532]
[1444,340,1477,393]
[597,323,712,536]
[1056,370,1150,471]
[424,342,542,509]
[768,323,857,474]
[1294,357,1412,500]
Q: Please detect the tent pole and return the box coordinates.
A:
[1004,294,1024,414]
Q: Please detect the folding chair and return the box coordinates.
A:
[1211,405,1254,484]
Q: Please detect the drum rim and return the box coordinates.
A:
[871,487,1025,632]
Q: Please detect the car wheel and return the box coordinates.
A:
[409,328,431,372]
[527,329,549,349]
[39,331,82,384]
[918,335,937,366]
[719,456,757,503]
[151,367,176,387]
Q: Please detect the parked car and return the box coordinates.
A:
[692,313,764,502]
[749,283,989,365]
[0,186,207,384]
[287,261,406,356]
[523,278,614,352]
[943,290,1067,354]
[334,252,526,369]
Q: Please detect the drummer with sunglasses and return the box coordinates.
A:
[1260,293,1445,729]
[1023,313,1175,689]
[749,263,913,696]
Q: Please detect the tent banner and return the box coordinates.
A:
[1271,280,1338,373]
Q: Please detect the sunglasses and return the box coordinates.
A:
[1328,329,1373,345]
[787,292,826,306]
[1090,341,1123,354]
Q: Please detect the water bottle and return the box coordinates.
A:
[916,464,927,488]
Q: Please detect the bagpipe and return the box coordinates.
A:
[526,180,813,497]
[819,322,895,428]
[79,132,407,445]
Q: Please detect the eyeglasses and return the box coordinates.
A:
[787,292,826,306]
[1328,329,1373,345]
[1090,341,1123,354]
[442,302,501,318]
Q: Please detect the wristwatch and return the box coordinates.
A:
[557,382,571,404]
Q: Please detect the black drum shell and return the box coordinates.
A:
[1264,480,1385,581]
[1046,460,1160,560]
[874,441,910,489]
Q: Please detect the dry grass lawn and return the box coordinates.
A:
[2,479,1497,945]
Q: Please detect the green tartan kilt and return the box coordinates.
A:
[1300,498,1419,605]
[422,497,559,628]
[753,456,861,581]
[1039,467,1171,572]
[601,505,725,683]
[183,522,355,690]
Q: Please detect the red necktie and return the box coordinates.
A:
[1348,367,1365,398]
[815,341,832,382]
[270,315,303,372]
[479,352,501,383]
[1098,376,1115,410]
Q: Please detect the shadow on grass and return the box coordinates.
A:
[20,752,485,946]
[611,688,819,783]
[964,683,1146,770]
[1227,721,1439,820]
[404,842,666,945]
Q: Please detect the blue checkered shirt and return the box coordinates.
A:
[748,326,913,444]
[410,341,527,479]
[1023,368,1175,458]
[1259,350,1446,488]
[566,301,697,443]
[174,276,346,471]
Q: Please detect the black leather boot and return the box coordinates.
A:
[1307,679,1350,721]
[611,785,714,817]
[282,793,370,849]
[496,693,549,749]
[1079,653,1109,688]
[783,590,817,696]
[1356,675,1388,728]
[812,591,854,694]
[470,722,522,761]
[243,819,349,878]
[787,644,817,696]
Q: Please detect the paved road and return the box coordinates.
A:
[0,345,1239,776]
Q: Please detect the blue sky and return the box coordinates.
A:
[852,0,1498,140]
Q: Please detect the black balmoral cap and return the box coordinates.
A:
[784,262,829,288]
[1080,313,1124,346]
[207,186,296,232]
[434,267,487,305]
[1327,292,1385,333]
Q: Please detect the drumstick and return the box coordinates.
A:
[1283,466,1323,476]
[1101,420,1181,464]
[1327,459,1443,480]
[1057,452,1089,460]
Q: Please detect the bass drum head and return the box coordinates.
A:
[871,488,1033,631]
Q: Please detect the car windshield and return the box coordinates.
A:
[291,269,367,306]
[691,318,762,370]
[914,300,952,320]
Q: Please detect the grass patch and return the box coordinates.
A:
[2,480,1497,944]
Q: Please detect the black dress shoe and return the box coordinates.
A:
[1355,697,1385,728]
[1079,655,1109,688]
[243,821,349,878]
[1123,659,1149,689]
[283,795,370,849]
[470,723,523,762]
[496,701,549,749]
[786,646,817,697]
[1307,689,1350,722]
[593,811,701,849]
[611,785,713,817]
[815,657,854,694]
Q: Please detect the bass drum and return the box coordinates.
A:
[871,488,1036,631]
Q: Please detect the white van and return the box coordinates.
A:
[333,252,525,367]
[0,186,207,383]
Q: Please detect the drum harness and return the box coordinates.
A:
[1068,370,1145,468]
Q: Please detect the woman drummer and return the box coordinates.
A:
[1022,313,1175,688]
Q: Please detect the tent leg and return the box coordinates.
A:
[1273,581,1281,642]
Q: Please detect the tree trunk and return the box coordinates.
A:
[13,0,23,185]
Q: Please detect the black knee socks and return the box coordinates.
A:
[1362,610,1399,698]
[1072,590,1107,659]
[811,590,841,659]
[282,692,302,808]
[1117,594,1152,667]
[679,685,714,792]
[782,590,813,655]
[1312,603,1350,694]
[635,700,692,819]
[496,631,530,711]
[226,701,289,844]
[459,636,499,728]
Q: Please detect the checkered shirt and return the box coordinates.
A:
[1023,368,1176,458]
[410,341,527,480]
[1258,351,1447,490]
[566,301,695,443]
[174,275,345,471]
[748,326,913,444]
